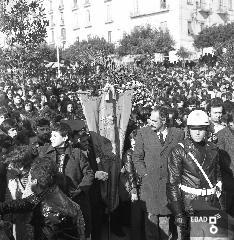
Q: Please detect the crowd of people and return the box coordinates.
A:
[0,56,234,240]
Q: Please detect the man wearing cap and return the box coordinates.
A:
[133,106,184,240]
[167,110,222,239]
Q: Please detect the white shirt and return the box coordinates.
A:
[157,127,168,142]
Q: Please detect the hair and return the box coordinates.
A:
[30,157,57,189]
[209,97,223,109]
[51,122,72,138]
[151,106,170,123]
[1,118,17,134]
[36,118,50,128]
[0,107,9,116]
[4,145,36,169]
[227,109,234,124]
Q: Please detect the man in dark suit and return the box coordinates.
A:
[38,122,94,238]
[217,109,234,217]
[132,106,184,240]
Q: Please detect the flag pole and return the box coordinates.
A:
[56,44,61,78]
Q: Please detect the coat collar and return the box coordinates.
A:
[45,144,72,155]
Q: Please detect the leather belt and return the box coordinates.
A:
[179,184,216,196]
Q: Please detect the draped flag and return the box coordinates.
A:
[78,85,133,211]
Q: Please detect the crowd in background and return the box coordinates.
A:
[0,55,234,240]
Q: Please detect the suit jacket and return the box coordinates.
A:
[217,127,234,191]
[132,126,184,215]
[38,144,94,198]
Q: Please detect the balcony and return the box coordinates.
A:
[196,2,212,14]
[130,10,141,18]
[217,5,228,15]
[130,6,169,18]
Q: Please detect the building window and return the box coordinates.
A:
[73,0,78,8]
[229,0,232,9]
[106,4,112,22]
[59,0,64,9]
[49,0,53,11]
[200,22,205,31]
[160,0,167,9]
[133,0,139,15]
[85,9,91,26]
[51,30,55,43]
[219,0,223,8]
[108,31,112,42]
[61,28,66,41]
[160,21,167,32]
[50,14,54,27]
[84,0,90,6]
[73,12,79,29]
[60,12,64,25]
[187,0,193,4]
[187,21,193,35]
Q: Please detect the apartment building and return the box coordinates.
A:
[31,0,234,52]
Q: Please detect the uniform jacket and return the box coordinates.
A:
[217,127,234,191]
[132,126,184,215]
[0,186,85,240]
[38,144,94,198]
[167,138,221,215]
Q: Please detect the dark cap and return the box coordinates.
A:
[60,119,86,132]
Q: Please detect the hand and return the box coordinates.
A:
[175,119,182,125]
[95,171,108,181]
[131,193,138,202]
[175,214,187,228]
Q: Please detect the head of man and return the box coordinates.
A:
[50,122,71,148]
[36,118,51,143]
[187,110,210,143]
[227,110,234,131]
[13,94,22,106]
[0,107,9,125]
[24,101,33,112]
[66,102,74,113]
[208,97,223,124]
[1,118,18,139]
[30,157,57,193]
[148,106,169,132]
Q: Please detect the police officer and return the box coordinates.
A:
[167,110,222,239]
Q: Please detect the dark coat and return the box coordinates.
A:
[38,144,94,198]
[132,126,184,215]
[167,139,221,216]
[217,127,234,191]
[0,186,86,240]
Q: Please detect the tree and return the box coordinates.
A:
[117,25,175,56]
[0,0,49,78]
[176,47,192,61]
[215,39,234,69]
[63,36,115,65]
[194,22,234,50]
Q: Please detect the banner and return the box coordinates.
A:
[78,86,133,211]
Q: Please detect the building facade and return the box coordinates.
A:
[43,0,234,52]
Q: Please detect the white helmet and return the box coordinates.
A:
[187,110,210,126]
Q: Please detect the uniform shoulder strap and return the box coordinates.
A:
[177,142,213,189]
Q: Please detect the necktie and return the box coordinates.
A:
[158,132,164,146]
